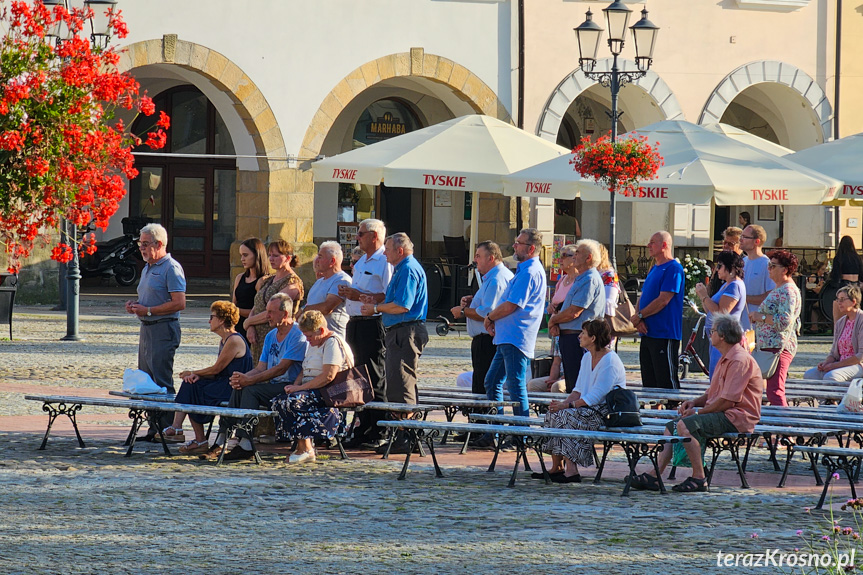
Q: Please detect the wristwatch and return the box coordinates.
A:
[373,304,378,314]
[637,312,644,321]
[146,307,152,317]
[761,314,767,321]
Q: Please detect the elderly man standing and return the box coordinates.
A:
[125,223,186,440]
[740,224,775,330]
[630,314,762,492]
[483,228,547,419]
[450,240,513,397]
[634,231,685,390]
[304,241,352,339]
[213,293,308,461]
[340,218,393,448]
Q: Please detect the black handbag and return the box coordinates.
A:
[601,385,642,427]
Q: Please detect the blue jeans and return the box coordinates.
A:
[484,343,530,417]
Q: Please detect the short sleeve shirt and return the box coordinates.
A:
[137,254,186,320]
[742,255,775,329]
[705,278,747,331]
[345,247,393,317]
[467,263,514,338]
[558,267,605,331]
[494,257,547,358]
[301,334,354,382]
[306,271,352,339]
[382,255,428,328]
[706,344,763,433]
[639,259,685,340]
[259,323,309,384]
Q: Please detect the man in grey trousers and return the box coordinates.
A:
[125,223,186,439]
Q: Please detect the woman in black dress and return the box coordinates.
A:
[831,235,863,321]
[232,238,271,344]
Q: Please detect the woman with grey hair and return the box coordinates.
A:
[805,285,863,382]
[548,239,606,392]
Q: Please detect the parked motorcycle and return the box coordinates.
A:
[78,217,148,287]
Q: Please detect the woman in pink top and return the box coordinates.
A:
[804,285,863,382]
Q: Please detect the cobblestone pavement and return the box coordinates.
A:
[0,304,853,574]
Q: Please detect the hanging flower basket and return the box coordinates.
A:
[0,1,168,272]
[570,133,663,197]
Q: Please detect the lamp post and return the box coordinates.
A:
[43,0,119,341]
[574,1,659,270]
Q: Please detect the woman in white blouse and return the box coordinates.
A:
[539,318,626,483]
[271,310,354,464]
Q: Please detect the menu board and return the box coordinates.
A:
[338,223,359,256]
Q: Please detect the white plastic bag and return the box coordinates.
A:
[122,368,164,395]
[838,378,863,413]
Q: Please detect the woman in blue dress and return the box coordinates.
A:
[165,301,253,454]
[694,251,747,375]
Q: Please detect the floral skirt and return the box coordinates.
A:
[542,404,609,468]
[271,390,342,441]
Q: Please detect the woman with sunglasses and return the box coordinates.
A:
[804,285,863,382]
[749,250,801,406]
[694,250,746,375]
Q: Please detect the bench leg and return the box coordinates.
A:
[813,454,859,510]
[667,465,677,481]
[534,445,553,485]
[439,407,458,445]
[124,409,148,457]
[424,432,443,478]
[334,435,349,460]
[217,416,264,466]
[37,402,85,450]
[397,430,420,480]
[487,435,503,472]
[764,433,781,472]
[741,436,758,473]
[728,440,749,489]
[593,442,612,484]
[620,442,667,496]
[459,432,471,455]
[508,437,528,488]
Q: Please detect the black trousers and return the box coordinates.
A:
[471,333,496,396]
[346,316,387,438]
[558,332,584,393]
[639,336,681,389]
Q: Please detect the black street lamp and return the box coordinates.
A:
[574,2,659,270]
[41,0,119,341]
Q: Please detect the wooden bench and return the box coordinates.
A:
[375,419,689,495]
[357,401,445,458]
[793,445,863,509]
[417,394,518,450]
[24,394,276,465]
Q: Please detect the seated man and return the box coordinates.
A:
[211,292,309,461]
[630,313,762,492]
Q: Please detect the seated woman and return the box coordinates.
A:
[804,285,863,382]
[539,319,626,484]
[167,301,253,454]
[271,310,354,464]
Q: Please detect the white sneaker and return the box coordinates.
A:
[288,451,316,464]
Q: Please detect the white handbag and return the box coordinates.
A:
[838,379,863,413]
[122,368,164,394]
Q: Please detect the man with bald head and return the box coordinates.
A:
[633,231,685,389]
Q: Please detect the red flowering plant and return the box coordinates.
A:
[570,133,663,197]
[0,0,169,272]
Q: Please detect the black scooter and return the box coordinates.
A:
[78,217,147,287]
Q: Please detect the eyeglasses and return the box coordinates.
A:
[741,235,757,240]
[837,297,851,303]
[356,230,369,237]
[767,262,784,269]
[209,314,216,320]
[513,241,531,247]
[710,328,717,334]
[137,241,157,248]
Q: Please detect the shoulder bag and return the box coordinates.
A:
[605,282,638,337]
[751,331,788,380]
[320,336,374,408]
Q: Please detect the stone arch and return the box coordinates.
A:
[117,36,308,268]
[299,48,512,160]
[535,58,684,143]
[699,60,832,145]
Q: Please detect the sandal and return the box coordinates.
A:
[629,472,661,492]
[178,439,210,455]
[162,426,185,443]
[672,476,708,493]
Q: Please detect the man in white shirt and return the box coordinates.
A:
[740,224,775,330]
[338,218,393,448]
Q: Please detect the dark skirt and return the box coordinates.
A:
[271,390,342,441]
[542,403,609,468]
[175,377,232,425]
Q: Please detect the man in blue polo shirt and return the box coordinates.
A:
[361,232,428,453]
[634,230,685,389]
[484,228,547,417]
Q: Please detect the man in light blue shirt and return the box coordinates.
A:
[547,240,606,392]
[450,240,513,396]
[484,228,547,417]
[218,293,308,461]
[740,225,775,330]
